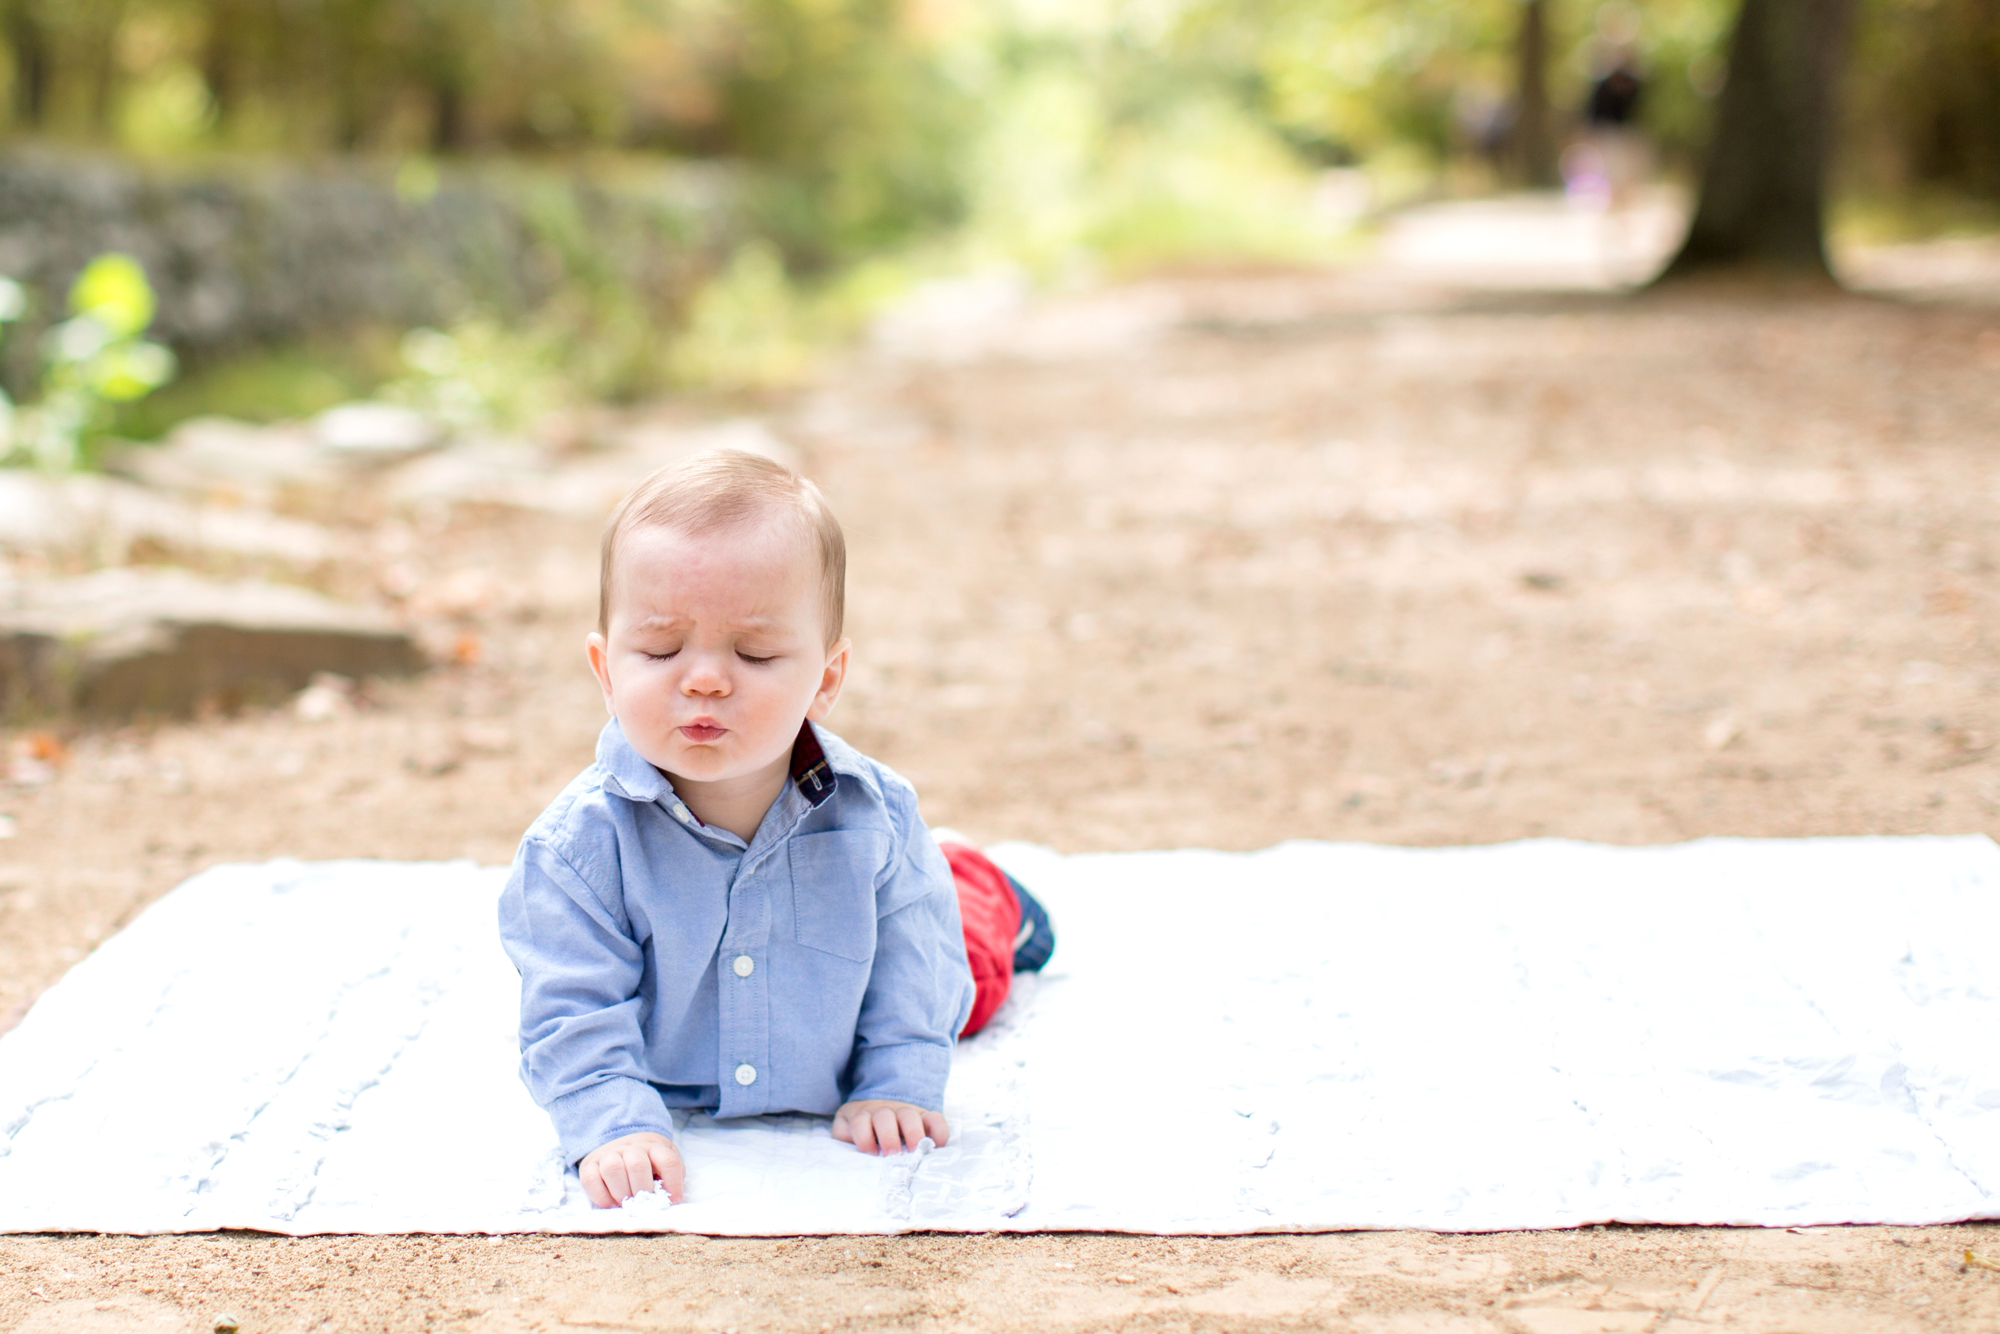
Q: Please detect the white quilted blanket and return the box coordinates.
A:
[2,836,1996,1235]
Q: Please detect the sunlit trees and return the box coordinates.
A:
[1849,0,2000,201]
[0,0,1996,275]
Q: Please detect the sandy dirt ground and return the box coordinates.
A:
[6,222,2000,1329]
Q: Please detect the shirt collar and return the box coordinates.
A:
[596,718,846,809]
[788,720,837,807]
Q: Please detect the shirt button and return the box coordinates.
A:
[732,955,754,978]
[734,1063,757,1086]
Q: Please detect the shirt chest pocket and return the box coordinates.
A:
[790,830,891,963]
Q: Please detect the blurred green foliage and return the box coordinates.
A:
[1849,0,2000,201]
[109,342,384,440]
[0,0,976,264]
[0,253,176,468]
[4,0,1995,240]
[0,0,1995,427]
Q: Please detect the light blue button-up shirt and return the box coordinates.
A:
[498,719,975,1165]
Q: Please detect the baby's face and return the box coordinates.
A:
[588,515,845,793]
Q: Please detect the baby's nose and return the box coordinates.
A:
[680,659,732,693]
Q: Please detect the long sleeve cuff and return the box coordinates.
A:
[546,1075,676,1165]
[845,1040,954,1113]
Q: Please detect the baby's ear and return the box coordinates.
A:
[585,633,617,712]
[809,637,851,720]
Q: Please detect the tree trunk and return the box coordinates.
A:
[1513,0,1561,188]
[202,0,244,132]
[4,0,50,128]
[328,0,387,150]
[1658,0,1857,282]
[431,77,467,153]
[87,0,131,134]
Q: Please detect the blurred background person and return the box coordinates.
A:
[1562,6,1656,283]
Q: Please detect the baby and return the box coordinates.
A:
[498,449,1052,1208]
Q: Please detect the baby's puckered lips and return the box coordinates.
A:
[678,720,728,743]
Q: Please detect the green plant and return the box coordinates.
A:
[383,315,569,432]
[665,241,821,391]
[110,340,391,440]
[0,255,177,471]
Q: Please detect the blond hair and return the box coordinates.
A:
[598,450,846,643]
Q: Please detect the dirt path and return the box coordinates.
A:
[6,249,2000,1330]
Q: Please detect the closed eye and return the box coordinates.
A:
[737,652,777,665]
[643,650,679,661]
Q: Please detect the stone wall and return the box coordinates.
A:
[0,151,739,382]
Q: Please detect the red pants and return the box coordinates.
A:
[945,843,1020,1037]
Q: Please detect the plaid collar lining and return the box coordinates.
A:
[790,721,836,807]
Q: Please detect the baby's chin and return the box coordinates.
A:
[645,735,792,788]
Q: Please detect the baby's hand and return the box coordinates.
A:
[831,1100,950,1155]
[579,1132,685,1209]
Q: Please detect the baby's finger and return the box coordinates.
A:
[847,1110,876,1154]
[648,1142,686,1204]
[871,1106,903,1155]
[580,1160,616,1211]
[896,1106,926,1151]
[921,1109,951,1147]
[598,1155,634,1204]
[623,1147,658,1199]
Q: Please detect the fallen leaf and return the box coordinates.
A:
[23,732,66,763]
